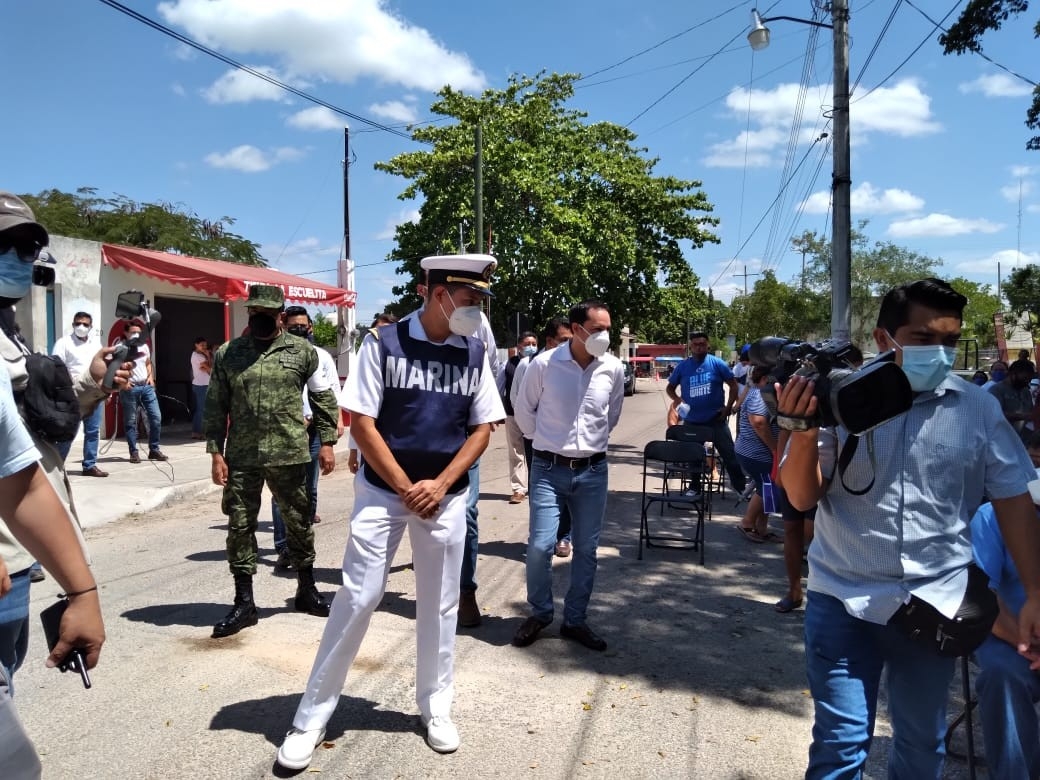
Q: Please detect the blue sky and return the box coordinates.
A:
[5,0,1039,326]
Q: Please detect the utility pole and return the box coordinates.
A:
[474,123,483,254]
[830,0,852,342]
[336,126,356,379]
[733,265,762,297]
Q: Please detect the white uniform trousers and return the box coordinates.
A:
[292,474,467,731]
[504,415,528,495]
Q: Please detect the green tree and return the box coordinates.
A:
[21,188,265,265]
[375,72,720,342]
[948,276,1001,348]
[940,0,1040,150]
[636,262,712,344]
[796,226,941,347]
[312,312,338,348]
[726,271,829,345]
[1003,263,1040,337]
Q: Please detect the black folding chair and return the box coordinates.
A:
[666,424,724,513]
[639,440,709,565]
[944,655,982,778]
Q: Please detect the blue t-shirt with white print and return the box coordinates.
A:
[668,355,733,424]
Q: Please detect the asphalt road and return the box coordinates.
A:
[16,379,980,779]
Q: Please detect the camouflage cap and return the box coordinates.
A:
[246,284,284,309]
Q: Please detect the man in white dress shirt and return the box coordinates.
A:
[52,312,107,477]
[276,254,504,770]
[512,299,625,652]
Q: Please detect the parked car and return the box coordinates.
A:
[623,361,636,396]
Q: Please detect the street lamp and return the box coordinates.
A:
[748,4,852,342]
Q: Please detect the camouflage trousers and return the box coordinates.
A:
[222,464,314,576]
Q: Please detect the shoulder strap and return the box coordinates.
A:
[835,431,877,496]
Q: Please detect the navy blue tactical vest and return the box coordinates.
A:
[363,320,485,495]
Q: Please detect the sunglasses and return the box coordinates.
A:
[0,241,41,263]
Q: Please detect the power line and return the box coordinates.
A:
[849,0,903,96]
[95,0,418,140]
[902,0,1038,88]
[578,1,748,81]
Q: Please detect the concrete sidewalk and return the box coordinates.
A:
[63,421,352,529]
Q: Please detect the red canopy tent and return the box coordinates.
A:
[102,243,356,315]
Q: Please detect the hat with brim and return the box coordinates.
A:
[421,253,496,297]
[245,284,285,310]
[0,191,48,247]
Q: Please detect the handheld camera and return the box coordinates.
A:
[102,291,162,391]
[749,337,912,435]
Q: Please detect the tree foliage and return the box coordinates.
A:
[21,188,265,266]
[375,72,720,342]
[795,225,942,347]
[726,270,830,345]
[939,0,1040,150]
[1003,264,1040,336]
[636,262,714,344]
[312,312,338,348]
[947,276,1002,348]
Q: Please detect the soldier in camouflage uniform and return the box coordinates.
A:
[204,284,340,638]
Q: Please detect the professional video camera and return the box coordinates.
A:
[102,291,162,391]
[749,337,912,435]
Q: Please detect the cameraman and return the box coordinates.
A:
[778,278,1040,778]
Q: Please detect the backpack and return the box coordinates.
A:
[21,353,81,442]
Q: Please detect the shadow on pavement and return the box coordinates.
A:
[121,601,281,627]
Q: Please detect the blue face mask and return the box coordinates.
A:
[991,370,1007,383]
[0,248,34,300]
[521,345,537,358]
[972,375,987,386]
[887,331,957,392]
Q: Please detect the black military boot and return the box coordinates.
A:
[294,566,331,617]
[212,574,259,638]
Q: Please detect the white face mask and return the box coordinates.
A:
[579,326,610,358]
[73,324,90,338]
[885,330,956,392]
[439,296,482,337]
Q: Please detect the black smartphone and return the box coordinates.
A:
[39,599,92,689]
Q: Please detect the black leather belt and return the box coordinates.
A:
[534,449,606,469]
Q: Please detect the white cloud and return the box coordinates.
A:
[958,73,1034,98]
[1011,165,1035,178]
[368,99,418,124]
[375,208,421,240]
[1001,180,1035,202]
[202,66,289,104]
[799,182,924,215]
[887,213,1004,238]
[159,0,486,95]
[853,79,941,137]
[1029,203,1040,214]
[287,106,343,131]
[703,78,938,168]
[171,82,186,97]
[953,248,1040,274]
[204,144,304,173]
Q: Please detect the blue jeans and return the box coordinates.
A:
[0,569,31,692]
[56,401,103,469]
[974,634,1040,778]
[525,456,608,626]
[192,384,208,434]
[120,385,162,453]
[805,592,955,780]
[272,427,321,552]
[460,459,480,593]
[686,416,745,492]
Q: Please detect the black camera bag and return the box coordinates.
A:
[21,353,81,443]
[887,563,998,658]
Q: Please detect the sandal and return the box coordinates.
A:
[759,530,784,543]
[739,526,765,543]
[775,596,803,613]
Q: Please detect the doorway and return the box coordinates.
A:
[153,296,224,425]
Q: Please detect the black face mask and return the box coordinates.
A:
[287,324,313,342]
[249,313,278,339]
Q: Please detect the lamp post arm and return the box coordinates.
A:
[759,15,833,30]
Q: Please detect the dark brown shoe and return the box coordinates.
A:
[82,466,109,478]
[458,590,482,627]
[508,492,525,504]
[148,449,168,461]
[561,622,607,652]
[128,451,141,464]
[554,539,572,558]
[512,616,551,647]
